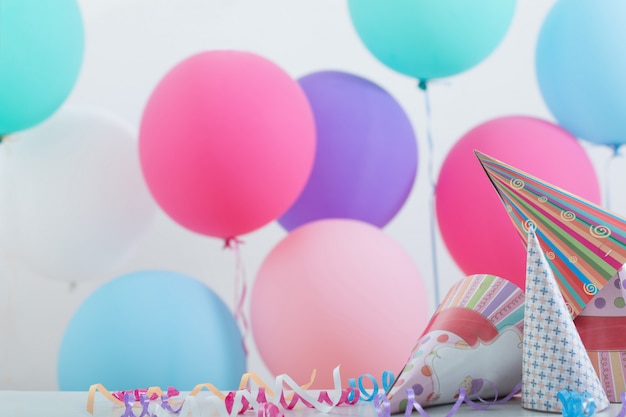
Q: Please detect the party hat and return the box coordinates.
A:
[475,150,626,318]
[522,228,609,412]
[575,265,626,402]
[386,274,524,413]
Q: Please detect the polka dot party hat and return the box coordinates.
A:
[575,265,626,402]
[523,228,609,412]
[476,150,626,319]
[385,274,525,413]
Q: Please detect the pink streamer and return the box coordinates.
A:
[112,387,179,402]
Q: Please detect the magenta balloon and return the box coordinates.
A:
[278,71,417,231]
[139,51,315,238]
[436,116,600,290]
[251,219,429,388]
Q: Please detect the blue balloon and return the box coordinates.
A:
[348,0,516,80]
[58,270,245,391]
[278,71,417,231]
[536,0,626,148]
[0,0,84,135]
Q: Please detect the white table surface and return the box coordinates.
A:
[3,391,625,417]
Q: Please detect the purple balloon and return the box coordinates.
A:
[278,71,418,231]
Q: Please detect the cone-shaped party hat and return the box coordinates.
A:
[475,150,626,318]
[576,266,626,402]
[386,274,524,413]
[523,228,609,412]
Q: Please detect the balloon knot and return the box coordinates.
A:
[418,79,428,91]
[223,236,244,250]
[612,144,621,157]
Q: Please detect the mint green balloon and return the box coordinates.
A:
[0,0,84,135]
[348,0,516,81]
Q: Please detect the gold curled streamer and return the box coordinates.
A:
[235,369,317,401]
[188,382,226,399]
[560,211,576,222]
[87,384,124,414]
[538,196,548,203]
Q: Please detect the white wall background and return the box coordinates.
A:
[2,0,626,391]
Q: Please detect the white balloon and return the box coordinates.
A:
[0,106,156,282]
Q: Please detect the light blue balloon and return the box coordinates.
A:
[58,270,246,391]
[347,0,516,80]
[536,0,626,148]
[0,0,84,135]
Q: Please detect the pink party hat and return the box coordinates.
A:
[523,228,609,412]
[386,274,524,413]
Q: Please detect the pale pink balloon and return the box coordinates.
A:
[250,219,429,388]
[139,51,315,238]
[436,116,601,291]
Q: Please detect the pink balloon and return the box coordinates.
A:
[139,51,315,238]
[250,219,429,388]
[436,116,601,291]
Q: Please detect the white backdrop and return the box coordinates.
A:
[2,0,626,390]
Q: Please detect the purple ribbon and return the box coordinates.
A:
[120,391,183,417]
[614,392,626,417]
[374,381,522,417]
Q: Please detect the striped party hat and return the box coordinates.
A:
[476,150,626,318]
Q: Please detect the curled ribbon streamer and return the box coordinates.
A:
[374,381,522,417]
[89,367,355,417]
[615,392,626,417]
[120,393,152,417]
[113,387,180,402]
[237,369,317,398]
[88,383,125,413]
[159,394,184,414]
[271,366,344,413]
[557,390,596,417]
[188,382,227,400]
[257,402,284,417]
[348,371,395,402]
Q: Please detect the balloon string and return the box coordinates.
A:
[224,237,249,356]
[603,145,622,210]
[418,79,441,305]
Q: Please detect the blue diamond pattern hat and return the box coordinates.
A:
[522,228,609,412]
